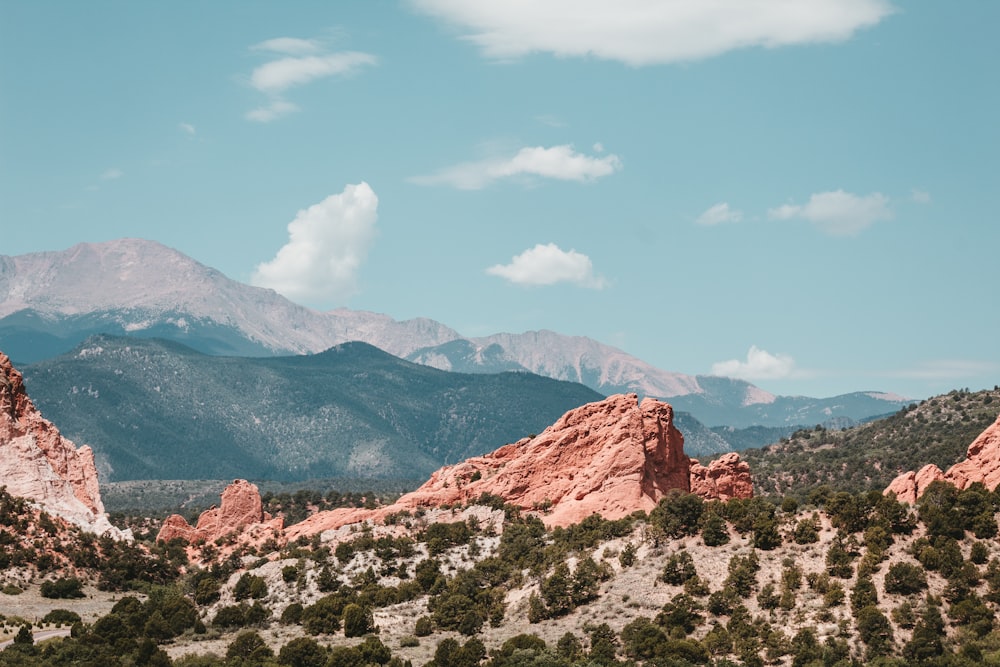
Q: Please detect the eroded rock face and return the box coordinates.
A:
[157,479,283,545]
[288,394,753,537]
[0,352,124,538]
[886,413,1000,502]
[689,452,754,502]
[943,414,1000,491]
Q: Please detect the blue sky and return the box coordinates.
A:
[2,1,998,400]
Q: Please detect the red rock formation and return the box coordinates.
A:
[886,413,1000,502]
[157,479,283,545]
[884,464,947,505]
[689,452,754,501]
[0,351,123,537]
[942,414,1000,490]
[288,394,752,538]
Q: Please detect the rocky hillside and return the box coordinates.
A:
[743,386,1000,499]
[5,379,1000,665]
[887,410,1000,503]
[9,453,1000,666]
[17,336,612,482]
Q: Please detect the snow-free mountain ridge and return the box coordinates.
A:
[0,239,910,428]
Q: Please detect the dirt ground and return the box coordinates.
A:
[0,583,122,643]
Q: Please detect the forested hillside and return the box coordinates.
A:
[743,387,1000,499]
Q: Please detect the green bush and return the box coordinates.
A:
[278,636,326,667]
[342,603,375,638]
[280,602,304,625]
[226,631,273,663]
[661,551,697,585]
[414,615,433,637]
[651,490,704,538]
[884,561,927,595]
[40,577,85,599]
[42,609,82,625]
[233,573,268,601]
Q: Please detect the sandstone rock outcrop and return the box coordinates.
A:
[0,351,124,538]
[288,394,753,538]
[886,413,1000,502]
[884,464,948,505]
[689,452,754,501]
[157,479,283,546]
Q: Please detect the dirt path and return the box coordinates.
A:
[0,627,72,649]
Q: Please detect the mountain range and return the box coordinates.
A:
[0,238,910,430]
[20,336,610,483]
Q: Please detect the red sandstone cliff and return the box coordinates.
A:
[886,412,1000,503]
[163,395,753,547]
[287,394,752,538]
[0,351,124,537]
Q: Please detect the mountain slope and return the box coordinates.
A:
[19,336,605,483]
[743,387,1000,498]
[0,239,460,361]
[669,375,906,428]
[1,239,910,428]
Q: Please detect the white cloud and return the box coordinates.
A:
[697,202,743,226]
[246,99,300,123]
[251,37,321,55]
[711,346,796,381]
[487,243,606,288]
[179,122,196,135]
[250,52,377,94]
[411,144,622,189]
[911,188,931,204]
[768,189,892,236]
[100,168,123,180]
[251,182,378,305]
[245,38,376,122]
[411,0,893,65]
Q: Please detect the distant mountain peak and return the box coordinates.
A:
[1,238,911,430]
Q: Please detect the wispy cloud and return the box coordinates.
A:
[179,122,196,135]
[889,359,999,381]
[251,182,378,305]
[250,52,376,94]
[911,188,931,204]
[411,144,622,189]
[487,243,606,288]
[100,168,123,181]
[245,37,376,123]
[711,345,796,381]
[768,190,892,236]
[697,202,743,226]
[246,99,300,123]
[251,37,322,55]
[411,0,894,65]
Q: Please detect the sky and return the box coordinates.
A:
[1,1,998,401]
